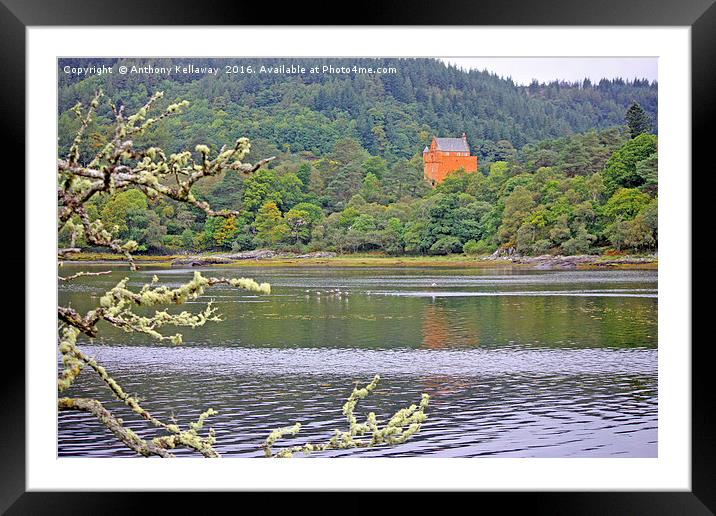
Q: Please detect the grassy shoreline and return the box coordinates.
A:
[62,252,657,270]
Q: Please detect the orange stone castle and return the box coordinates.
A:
[422,133,478,186]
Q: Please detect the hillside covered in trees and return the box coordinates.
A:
[58,58,658,257]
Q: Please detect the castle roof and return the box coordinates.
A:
[433,136,470,152]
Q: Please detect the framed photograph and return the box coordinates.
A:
[6,0,709,511]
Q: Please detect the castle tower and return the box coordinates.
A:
[423,133,478,186]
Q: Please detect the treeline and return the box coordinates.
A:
[58,58,658,256]
[58,57,657,164]
[60,123,658,257]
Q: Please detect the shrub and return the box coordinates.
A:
[463,239,496,255]
[561,226,596,255]
[530,239,553,255]
[429,236,463,255]
[230,229,256,252]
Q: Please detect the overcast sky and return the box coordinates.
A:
[440,58,657,85]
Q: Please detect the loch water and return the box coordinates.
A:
[58,265,657,457]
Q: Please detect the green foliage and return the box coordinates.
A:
[243,168,304,213]
[625,102,652,139]
[254,201,289,246]
[636,153,658,196]
[58,63,659,258]
[463,239,496,255]
[296,163,312,191]
[499,186,535,246]
[603,134,658,196]
[561,225,597,255]
[605,198,657,251]
[359,172,384,203]
[603,188,652,221]
[285,202,324,244]
[430,236,463,255]
[211,216,241,249]
[99,189,148,238]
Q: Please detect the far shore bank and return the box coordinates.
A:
[61,250,658,270]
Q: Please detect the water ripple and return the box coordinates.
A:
[73,345,656,377]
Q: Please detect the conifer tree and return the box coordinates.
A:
[625,102,652,138]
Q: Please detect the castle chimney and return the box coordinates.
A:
[462,132,467,140]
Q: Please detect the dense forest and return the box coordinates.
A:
[58,58,658,256]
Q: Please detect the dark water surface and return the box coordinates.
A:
[58,265,657,457]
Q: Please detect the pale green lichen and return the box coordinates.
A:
[57,327,83,392]
[226,277,271,295]
[261,375,429,458]
[151,407,220,457]
[58,271,271,456]
[166,100,189,114]
[66,90,103,165]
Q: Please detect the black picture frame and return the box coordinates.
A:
[4,0,709,512]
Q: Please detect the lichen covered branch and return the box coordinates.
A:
[57,269,270,457]
[58,321,221,457]
[58,397,175,458]
[57,89,274,268]
[58,271,270,343]
[261,375,430,458]
[58,270,112,281]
